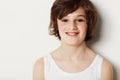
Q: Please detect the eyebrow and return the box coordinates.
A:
[77,15,86,18]
[59,14,86,20]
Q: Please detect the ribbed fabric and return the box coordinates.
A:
[44,54,103,80]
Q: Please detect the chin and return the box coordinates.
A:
[60,34,86,46]
[61,39,85,47]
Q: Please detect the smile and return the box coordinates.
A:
[65,32,79,36]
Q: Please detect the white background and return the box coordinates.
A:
[0,0,119,80]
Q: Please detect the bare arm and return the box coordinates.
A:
[33,58,44,80]
[101,59,113,80]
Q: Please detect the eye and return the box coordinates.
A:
[76,19,85,22]
[61,19,68,22]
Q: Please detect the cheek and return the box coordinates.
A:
[78,24,87,32]
[57,23,66,32]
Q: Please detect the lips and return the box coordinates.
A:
[65,32,79,36]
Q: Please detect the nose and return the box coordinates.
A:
[69,21,77,30]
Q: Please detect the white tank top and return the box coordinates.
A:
[44,54,103,80]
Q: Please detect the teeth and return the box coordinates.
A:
[66,32,79,36]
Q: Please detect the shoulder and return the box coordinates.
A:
[33,57,44,80]
[101,59,113,80]
[34,57,44,70]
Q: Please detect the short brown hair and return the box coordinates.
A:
[49,0,98,41]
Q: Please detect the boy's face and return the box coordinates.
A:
[57,8,87,46]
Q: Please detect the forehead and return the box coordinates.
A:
[65,8,86,18]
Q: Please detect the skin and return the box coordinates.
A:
[33,8,113,80]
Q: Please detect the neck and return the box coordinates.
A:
[57,41,88,59]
